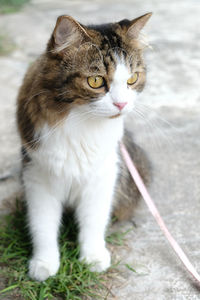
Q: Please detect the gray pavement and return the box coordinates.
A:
[0,0,200,299]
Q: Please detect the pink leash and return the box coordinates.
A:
[120,142,200,285]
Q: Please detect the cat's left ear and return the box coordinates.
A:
[52,15,91,51]
[124,12,152,39]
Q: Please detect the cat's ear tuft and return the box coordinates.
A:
[127,12,152,39]
[53,15,90,50]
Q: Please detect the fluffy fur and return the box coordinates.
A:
[16,13,152,281]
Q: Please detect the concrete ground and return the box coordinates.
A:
[0,0,200,299]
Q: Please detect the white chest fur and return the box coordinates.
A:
[29,110,124,203]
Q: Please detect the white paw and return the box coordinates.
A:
[80,247,111,272]
[29,256,60,281]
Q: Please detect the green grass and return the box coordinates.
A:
[0,206,106,299]
[0,0,30,14]
[106,228,133,246]
[0,204,132,300]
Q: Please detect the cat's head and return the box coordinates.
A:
[44,13,152,121]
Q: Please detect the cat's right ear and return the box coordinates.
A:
[51,15,91,52]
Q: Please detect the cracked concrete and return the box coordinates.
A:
[0,0,200,298]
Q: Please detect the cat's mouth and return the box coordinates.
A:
[109,113,121,119]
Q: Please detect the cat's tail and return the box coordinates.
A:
[113,130,151,221]
[0,166,23,214]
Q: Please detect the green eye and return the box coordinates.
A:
[127,73,138,85]
[87,76,104,89]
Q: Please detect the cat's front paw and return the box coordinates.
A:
[80,247,111,272]
[29,256,60,281]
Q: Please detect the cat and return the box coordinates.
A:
[16,12,152,281]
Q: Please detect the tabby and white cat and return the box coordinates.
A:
[17,13,152,281]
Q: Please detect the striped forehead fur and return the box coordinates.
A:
[53,22,150,55]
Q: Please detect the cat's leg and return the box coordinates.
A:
[76,161,118,272]
[24,174,63,281]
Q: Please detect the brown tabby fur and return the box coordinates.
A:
[16,13,152,220]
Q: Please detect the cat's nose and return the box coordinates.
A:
[113,102,127,111]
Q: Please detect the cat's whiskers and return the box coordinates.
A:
[138,103,183,149]
[66,109,98,128]
[136,102,178,143]
[10,119,66,166]
[18,100,176,164]
[32,110,96,149]
[28,115,68,148]
[133,102,177,149]
[132,107,164,151]
[34,110,94,147]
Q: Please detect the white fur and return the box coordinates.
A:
[89,63,136,118]
[24,62,138,281]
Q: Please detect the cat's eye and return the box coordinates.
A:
[127,73,139,85]
[87,76,104,89]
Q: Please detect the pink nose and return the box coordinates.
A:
[113,102,127,111]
